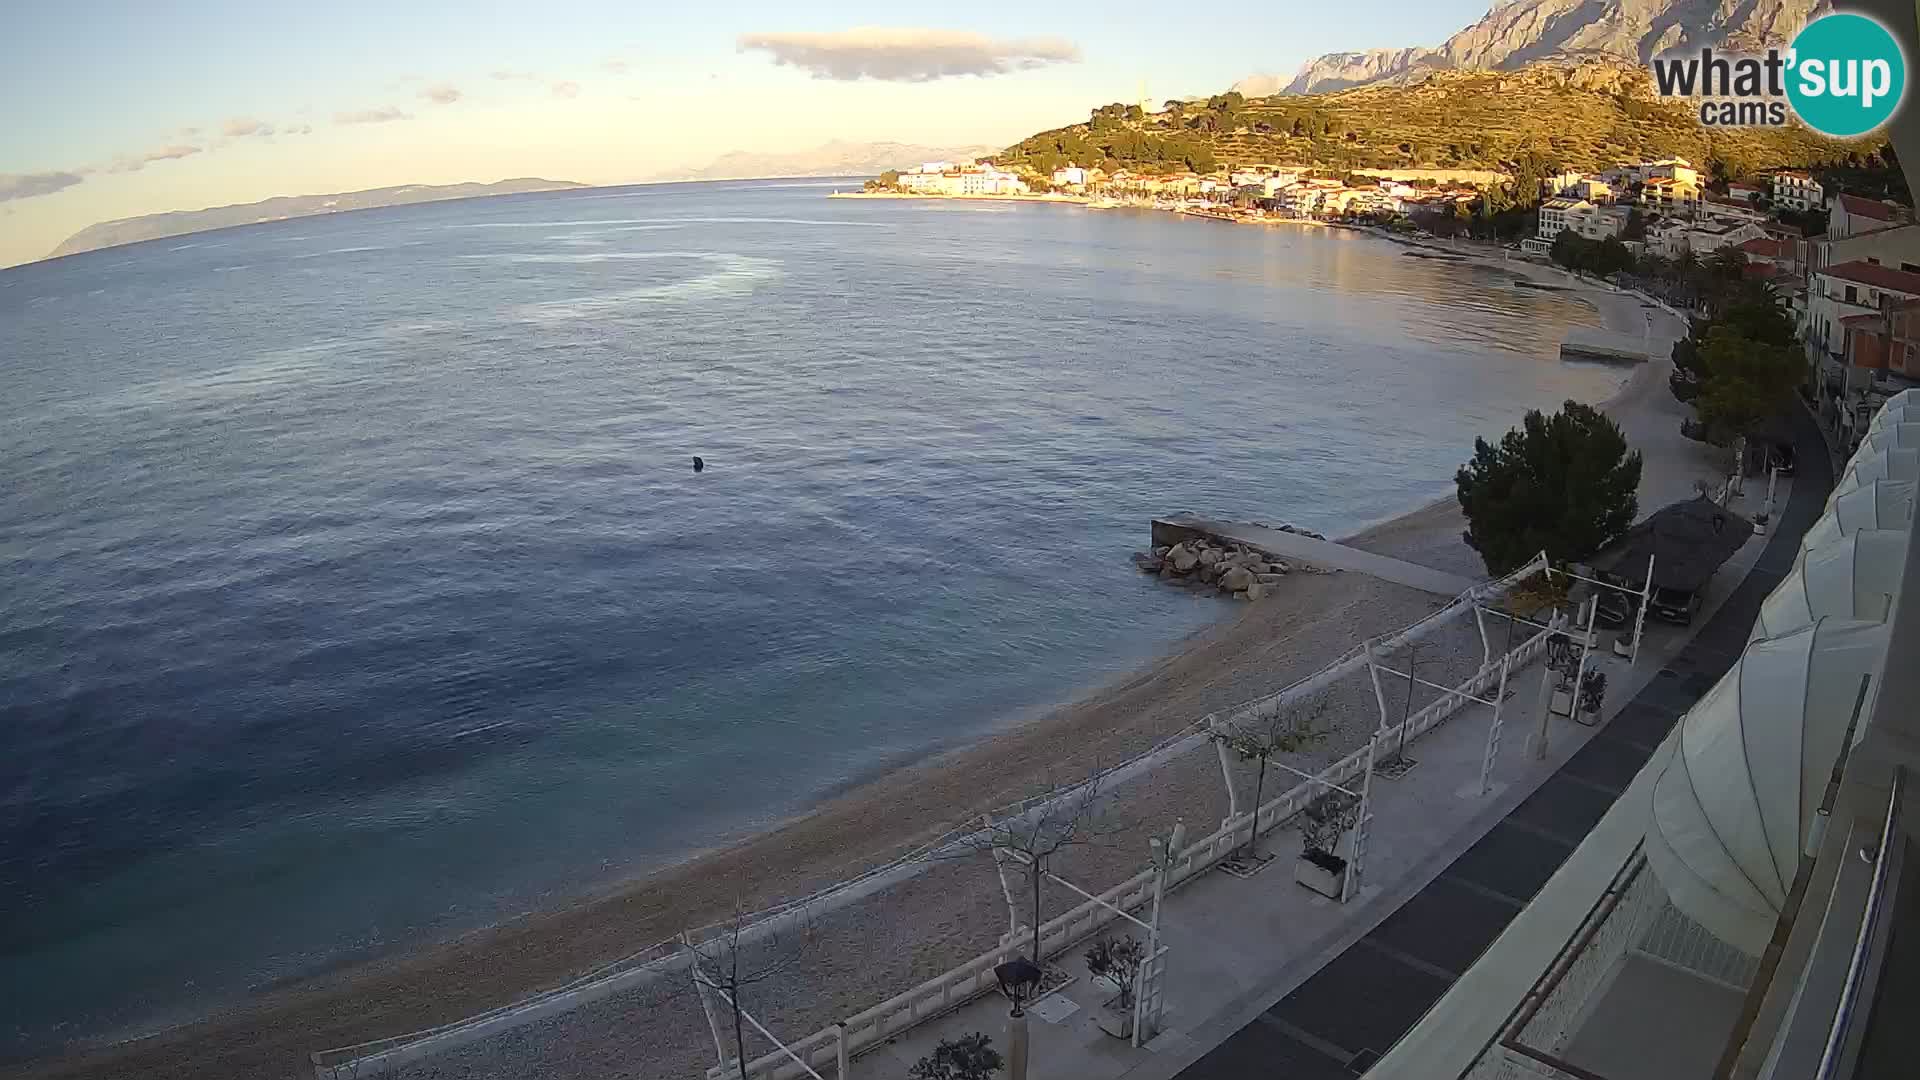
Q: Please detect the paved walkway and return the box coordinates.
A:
[1154,518,1480,597]
[1163,407,1830,1080]
[847,422,1818,1080]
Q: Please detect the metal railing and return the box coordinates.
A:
[313,554,1558,1079]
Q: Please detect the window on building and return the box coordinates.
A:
[1847,285,1859,303]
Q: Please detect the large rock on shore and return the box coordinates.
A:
[1168,544,1199,573]
[1136,531,1287,600]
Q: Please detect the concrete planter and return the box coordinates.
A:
[1095,996,1136,1039]
[1295,849,1347,899]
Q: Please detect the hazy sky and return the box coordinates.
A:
[0,1,1495,267]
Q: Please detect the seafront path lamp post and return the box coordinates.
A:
[994,957,1043,1080]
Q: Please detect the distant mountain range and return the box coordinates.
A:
[48,178,586,259]
[1239,0,1830,95]
[663,140,1000,182]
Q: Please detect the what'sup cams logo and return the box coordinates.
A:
[1650,12,1907,137]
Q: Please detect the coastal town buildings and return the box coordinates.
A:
[1839,298,1920,385]
[1830,192,1912,239]
[1524,197,1629,255]
[895,163,1030,196]
[1769,169,1826,211]
[1736,236,1798,280]
[1806,260,1920,394]
[1645,216,1765,259]
[1637,174,1704,215]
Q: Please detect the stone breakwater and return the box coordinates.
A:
[1131,525,1327,600]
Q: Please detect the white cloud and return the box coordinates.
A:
[420,83,462,105]
[737,27,1080,82]
[288,123,314,135]
[0,171,85,202]
[602,58,630,73]
[106,144,204,174]
[490,70,538,81]
[335,106,411,125]
[551,80,581,98]
[222,116,274,137]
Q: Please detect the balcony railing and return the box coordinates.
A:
[1462,846,1758,1080]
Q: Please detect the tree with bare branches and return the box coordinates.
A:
[1210,691,1329,861]
[685,906,814,1079]
[959,776,1122,972]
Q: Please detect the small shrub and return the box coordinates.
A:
[1084,936,1148,1009]
[1299,790,1360,855]
[909,1033,1004,1080]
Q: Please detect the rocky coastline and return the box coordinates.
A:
[1132,525,1328,600]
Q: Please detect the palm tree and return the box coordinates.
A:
[1709,246,1749,280]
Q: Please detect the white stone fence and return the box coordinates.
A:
[715,620,1558,1080]
[316,555,1556,1080]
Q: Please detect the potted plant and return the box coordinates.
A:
[1295,789,1360,899]
[1084,936,1148,1038]
[1579,669,1607,718]
[910,1033,1004,1080]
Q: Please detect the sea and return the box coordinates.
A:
[0,179,1622,1056]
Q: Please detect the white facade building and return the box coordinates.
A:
[1770,170,1826,211]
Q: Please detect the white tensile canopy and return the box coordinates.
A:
[1801,480,1916,554]
[1644,619,1890,954]
[1830,446,1920,506]
[1865,389,1920,434]
[1860,422,1920,455]
[1752,530,1910,641]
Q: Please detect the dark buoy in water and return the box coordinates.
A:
[692,456,705,473]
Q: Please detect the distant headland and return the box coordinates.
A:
[46,178,587,260]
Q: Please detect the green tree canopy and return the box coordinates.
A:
[1455,401,1644,575]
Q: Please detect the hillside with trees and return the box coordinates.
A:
[1001,61,1862,189]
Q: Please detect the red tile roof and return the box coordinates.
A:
[1820,260,1920,295]
[1738,237,1789,258]
[1837,193,1904,221]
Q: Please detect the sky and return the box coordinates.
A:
[0,0,1498,267]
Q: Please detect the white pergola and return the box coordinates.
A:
[1643,619,1892,954]
[1752,530,1910,642]
[1800,479,1915,554]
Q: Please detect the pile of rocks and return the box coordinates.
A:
[1132,538,1291,600]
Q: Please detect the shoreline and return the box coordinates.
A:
[11,232,1675,1080]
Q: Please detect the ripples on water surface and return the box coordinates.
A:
[0,181,1620,1052]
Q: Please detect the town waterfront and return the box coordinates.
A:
[0,178,1623,1058]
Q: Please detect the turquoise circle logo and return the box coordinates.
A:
[1786,13,1906,137]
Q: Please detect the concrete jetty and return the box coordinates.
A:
[1152,515,1480,597]
[1560,326,1654,364]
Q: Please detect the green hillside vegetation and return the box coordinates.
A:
[1002,62,1862,188]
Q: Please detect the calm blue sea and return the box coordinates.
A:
[0,180,1619,1054]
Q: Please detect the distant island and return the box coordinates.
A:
[48,178,586,259]
[659,140,999,183]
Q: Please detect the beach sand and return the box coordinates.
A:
[10,250,1701,1080]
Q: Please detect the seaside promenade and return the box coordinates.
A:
[303,264,1710,1080]
[830,437,1802,1080]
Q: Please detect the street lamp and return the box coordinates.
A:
[994,957,1043,1080]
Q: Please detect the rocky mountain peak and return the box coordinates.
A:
[1254,0,1829,95]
